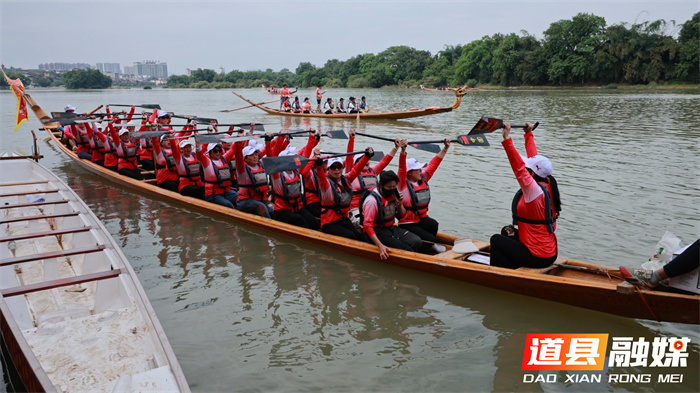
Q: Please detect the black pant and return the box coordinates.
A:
[322,217,365,241]
[105,165,118,172]
[140,159,154,171]
[93,159,104,167]
[374,226,423,252]
[119,167,143,180]
[275,209,320,230]
[400,217,439,253]
[181,185,205,200]
[489,234,557,269]
[664,239,699,278]
[157,180,179,192]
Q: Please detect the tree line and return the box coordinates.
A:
[167,12,699,89]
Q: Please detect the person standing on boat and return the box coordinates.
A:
[171,137,205,199]
[361,170,422,260]
[270,146,320,229]
[315,85,326,112]
[359,96,370,113]
[110,124,143,180]
[316,147,373,240]
[151,134,180,192]
[323,98,335,114]
[345,129,401,228]
[489,122,558,269]
[347,97,359,114]
[336,98,346,114]
[279,84,295,110]
[397,138,451,254]
[197,141,238,208]
[235,133,275,218]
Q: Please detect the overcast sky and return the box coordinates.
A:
[1,0,697,75]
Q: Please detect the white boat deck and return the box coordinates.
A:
[0,157,187,392]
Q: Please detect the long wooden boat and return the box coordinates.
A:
[232,88,468,120]
[23,93,700,325]
[419,85,452,92]
[0,153,190,391]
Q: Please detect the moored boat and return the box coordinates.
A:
[0,153,190,392]
[232,87,468,120]
[22,92,700,325]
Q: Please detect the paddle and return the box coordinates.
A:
[108,104,162,109]
[129,130,171,139]
[220,98,279,112]
[172,114,219,123]
[322,150,385,162]
[468,117,540,135]
[284,129,348,139]
[408,134,491,152]
[353,131,437,151]
[262,151,369,174]
[194,130,295,145]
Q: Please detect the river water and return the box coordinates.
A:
[1,88,699,392]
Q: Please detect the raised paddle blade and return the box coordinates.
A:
[195,134,261,145]
[371,151,385,162]
[50,112,79,119]
[108,104,162,109]
[468,117,503,135]
[324,130,348,139]
[408,143,441,153]
[130,131,170,139]
[261,155,310,174]
[172,114,219,124]
[455,134,490,146]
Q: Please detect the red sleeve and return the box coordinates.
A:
[109,124,120,147]
[63,125,75,139]
[372,151,395,173]
[362,195,378,237]
[171,141,182,162]
[347,155,370,181]
[422,154,443,182]
[126,107,135,121]
[196,147,210,168]
[151,137,162,155]
[297,133,319,158]
[223,143,236,162]
[398,152,407,191]
[524,132,539,158]
[317,166,330,192]
[503,138,542,202]
[234,140,245,174]
[345,136,355,173]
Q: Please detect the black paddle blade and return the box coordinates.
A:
[130,131,170,139]
[324,130,347,139]
[456,134,490,146]
[262,155,310,174]
[468,117,503,135]
[196,134,261,145]
[172,115,219,123]
[371,151,385,162]
[408,143,441,153]
[233,124,265,132]
[50,112,79,119]
[109,104,162,109]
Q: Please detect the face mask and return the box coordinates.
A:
[380,187,393,198]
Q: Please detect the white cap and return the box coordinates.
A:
[327,157,344,167]
[243,145,259,156]
[157,111,170,118]
[353,153,364,163]
[179,138,194,148]
[524,155,553,178]
[207,143,222,153]
[279,146,297,157]
[126,121,136,127]
[160,134,169,142]
[248,139,264,149]
[406,158,425,171]
[64,105,76,111]
[118,128,130,136]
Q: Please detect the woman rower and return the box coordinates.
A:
[152,134,180,192]
[196,141,238,208]
[171,138,205,199]
[345,129,400,228]
[109,122,143,180]
[397,138,450,254]
[489,122,558,269]
[316,146,373,240]
[270,146,319,229]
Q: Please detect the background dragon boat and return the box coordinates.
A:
[231,87,468,120]
[22,92,700,325]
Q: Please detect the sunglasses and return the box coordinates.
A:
[329,165,343,170]
[211,148,223,153]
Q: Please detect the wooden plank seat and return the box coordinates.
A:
[143,179,158,185]
[517,257,567,274]
[0,189,60,198]
[0,244,106,267]
[0,199,70,210]
[1,268,122,297]
[0,226,93,243]
[0,211,80,225]
[0,180,50,187]
[434,250,468,260]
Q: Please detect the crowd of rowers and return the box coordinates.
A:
[60,104,562,269]
[275,84,370,114]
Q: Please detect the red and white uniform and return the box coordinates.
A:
[317,155,370,227]
[397,152,443,224]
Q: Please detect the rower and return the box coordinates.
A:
[323,98,334,114]
[489,122,559,269]
[270,146,319,229]
[152,134,180,192]
[359,96,370,113]
[95,119,119,171]
[316,147,373,240]
[87,119,105,166]
[335,98,345,113]
[235,132,274,218]
[361,170,422,260]
[197,141,238,208]
[171,138,205,199]
[347,97,358,113]
[397,138,451,254]
[110,123,143,180]
[301,97,312,114]
[291,96,302,113]
[62,105,93,160]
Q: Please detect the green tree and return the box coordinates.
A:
[674,12,699,82]
[190,68,217,83]
[62,68,112,89]
[454,35,502,85]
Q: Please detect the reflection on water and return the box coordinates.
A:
[1,89,698,392]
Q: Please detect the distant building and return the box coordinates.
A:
[133,61,168,79]
[38,62,90,71]
[96,63,121,74]
[185,68,191,76]
[123,65,136,76]
[218,67,225,75]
